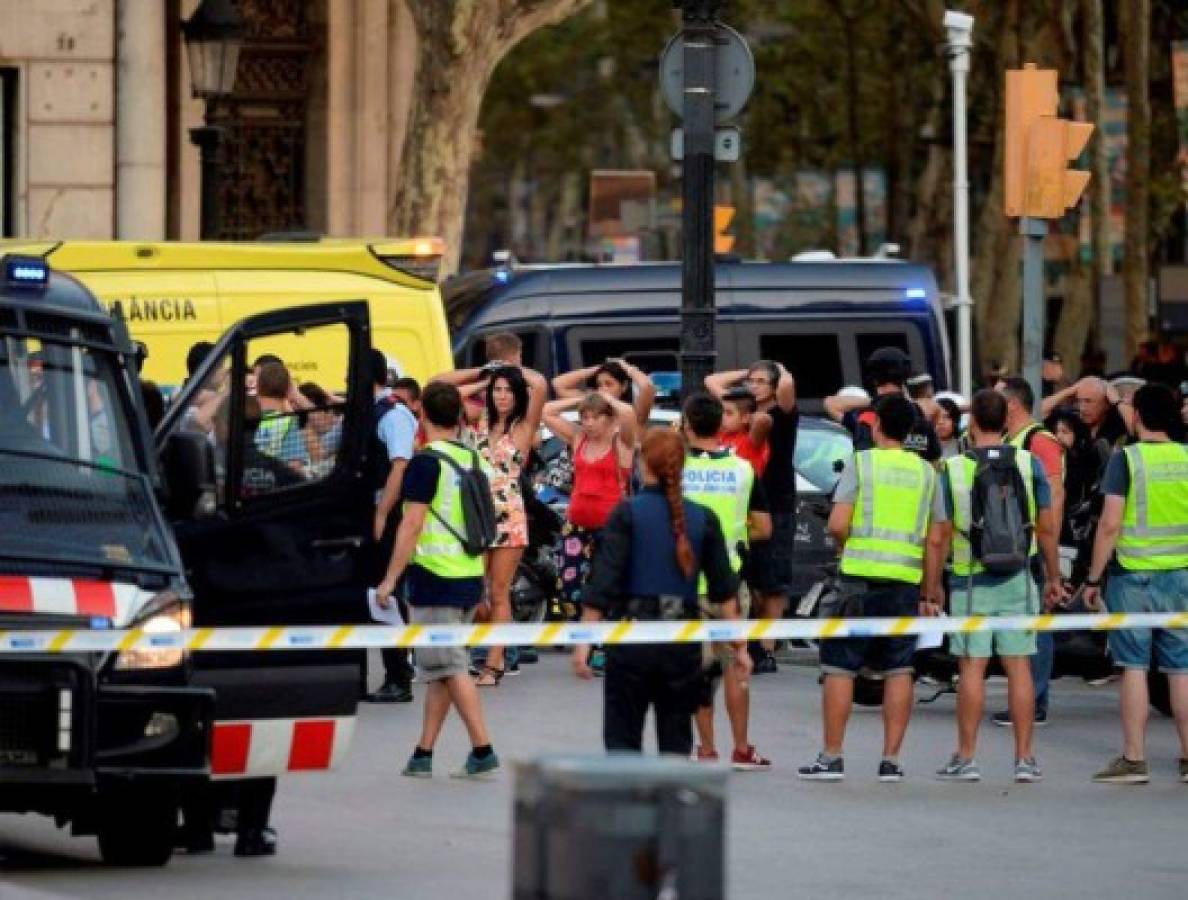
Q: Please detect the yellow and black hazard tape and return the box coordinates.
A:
[2,612,1187,654]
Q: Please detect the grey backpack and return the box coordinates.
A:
[967,447,1032,575]
[423,447,498,557]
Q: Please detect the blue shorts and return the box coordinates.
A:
[819,577,918,678]
[1105,569,1188,674]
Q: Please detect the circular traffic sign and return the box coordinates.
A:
[660,24,756,124]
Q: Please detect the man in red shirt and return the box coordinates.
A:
[998,376,1065,726]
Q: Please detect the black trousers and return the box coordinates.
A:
[380,647,413,688]
[371,513,412,690]
[180,776,276,836]
[602,644,703,756]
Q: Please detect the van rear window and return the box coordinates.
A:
[759,334,843,399]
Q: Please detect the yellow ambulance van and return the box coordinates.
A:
[0,238,453,392]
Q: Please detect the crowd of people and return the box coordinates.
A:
[167,330,1188,854]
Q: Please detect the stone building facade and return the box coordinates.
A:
[0,0,415,241]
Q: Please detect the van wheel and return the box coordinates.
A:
[1149,670,1172,718]
[853,676,885,707]
[96,788,177,867]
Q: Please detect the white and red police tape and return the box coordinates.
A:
[2,612,1187,654]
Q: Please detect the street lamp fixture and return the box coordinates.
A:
[181,0,246,239]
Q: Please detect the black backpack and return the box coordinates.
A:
[423,446,498,556]
[966,446,1032,575]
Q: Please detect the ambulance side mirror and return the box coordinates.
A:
[160,431,217,519]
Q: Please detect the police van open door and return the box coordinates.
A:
[156,301,373,779]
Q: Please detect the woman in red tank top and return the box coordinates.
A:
[543,392,636,615]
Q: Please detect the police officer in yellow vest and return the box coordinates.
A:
[924,390,1062,784]
[681,393,774,770]
[798,395,938,783]
[375,382,500,779]
[1083,384,1188,785]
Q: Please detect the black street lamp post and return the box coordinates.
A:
[181,0,245,240]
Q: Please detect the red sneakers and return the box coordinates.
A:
[692,746,720,763]
[731,745,772,772]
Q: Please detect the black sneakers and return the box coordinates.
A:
[366,682,413,704]
[797,753,844,781]
[878,760,905,783]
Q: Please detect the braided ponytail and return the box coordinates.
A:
[642,429,696,579]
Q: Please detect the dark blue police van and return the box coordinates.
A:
[444,259,952,414]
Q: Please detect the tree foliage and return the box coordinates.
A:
[456,0,1188,371]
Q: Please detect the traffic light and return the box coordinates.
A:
[1004,64,1058,217]
[714,205,736,254]
[1024,118,1094,219]
[1004,63,1094,219]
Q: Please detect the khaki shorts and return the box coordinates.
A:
[410,605,476,682]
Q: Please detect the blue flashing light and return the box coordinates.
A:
[904,287,927,300]
[4,256,50,291]
[493,269,511,284]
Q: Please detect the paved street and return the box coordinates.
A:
[3,652,1187,899]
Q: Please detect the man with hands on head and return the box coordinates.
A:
[706,360,798,675]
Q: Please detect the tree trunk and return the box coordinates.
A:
[731,154,755,259]
[841,9,867,255]
[389,0,593,275]
[1053,249,1094,377]
[1082,0,1111,357]
[1120,0,1150,359]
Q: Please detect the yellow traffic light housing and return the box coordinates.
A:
[714,205,736,254]
[1004,63,1094,219]
[1024,118,1093,219]
[1004,64,1058,218]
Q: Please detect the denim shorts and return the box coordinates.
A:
[1105,569,1188,674]
[747,511,796,595]
[949,570,1038,659]
[819,577,918,678]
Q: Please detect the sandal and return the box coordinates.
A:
[475,665,504,687]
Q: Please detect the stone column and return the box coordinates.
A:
[115,0,166,238]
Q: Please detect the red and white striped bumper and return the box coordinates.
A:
[0,576,148,625]
[211,716,356,778]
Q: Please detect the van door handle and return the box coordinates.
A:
[310,536,365,551]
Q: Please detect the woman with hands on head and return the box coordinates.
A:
[544,391,636,626]
[553,358,657,433]
[472,363,548,685]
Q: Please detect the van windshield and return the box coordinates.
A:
[0,332,174,577]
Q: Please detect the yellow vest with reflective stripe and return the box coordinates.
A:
[683,451,753,577]
[841,448,936,585]
[1117,442,1188,572]
[1009,422,1064,479]
[945,448,1037,576]
[411,440,486,580]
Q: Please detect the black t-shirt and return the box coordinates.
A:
[842,400,941,463]
[1094,406,1130,450]
[761,406,799,513]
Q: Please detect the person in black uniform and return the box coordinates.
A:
[824,346,943,463]
[573,428,750,755]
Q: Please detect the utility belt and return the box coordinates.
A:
[618,595,699,622]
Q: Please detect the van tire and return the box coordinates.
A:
[96,788,177,867]
[1149,670,1172,718]
[853,676,885,707]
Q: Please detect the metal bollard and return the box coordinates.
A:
[513,754,727,900]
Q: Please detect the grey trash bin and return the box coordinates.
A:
[513,753,727,900]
